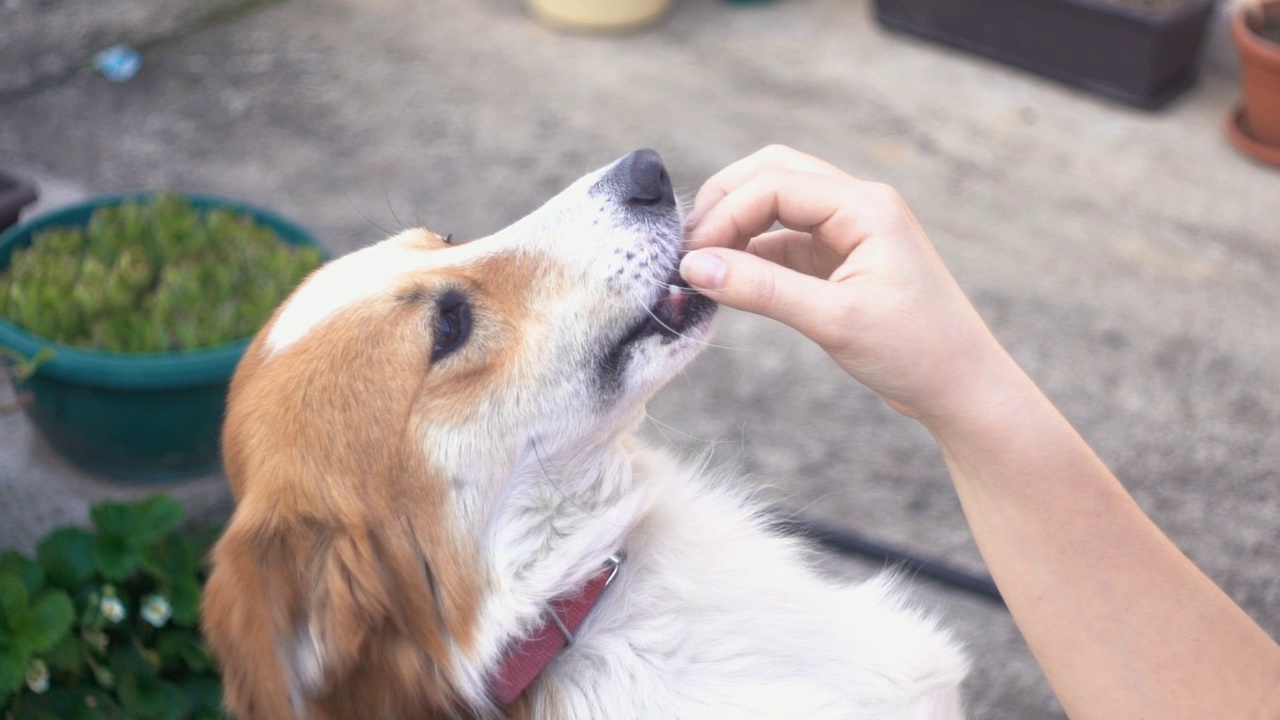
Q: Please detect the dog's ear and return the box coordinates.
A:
[202,512,462,719]
[201,515,302,720]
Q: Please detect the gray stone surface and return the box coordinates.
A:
[2,0,1278,717]
[0,0,281,99]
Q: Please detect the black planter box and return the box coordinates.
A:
[0,169,37,234]
[874,0,1217,109]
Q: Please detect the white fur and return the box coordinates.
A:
[524,450,968,719]
[266,235,498,354]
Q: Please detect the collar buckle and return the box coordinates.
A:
[547,552,624,646]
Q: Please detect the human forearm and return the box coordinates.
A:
[680,145,1280,717]
[927,355,1280,719]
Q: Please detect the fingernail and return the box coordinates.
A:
[680,250,726,290]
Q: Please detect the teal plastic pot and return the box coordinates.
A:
[0,193,325,482]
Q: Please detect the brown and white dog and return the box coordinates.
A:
[202,150,968,719]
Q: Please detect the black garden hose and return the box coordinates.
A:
[775,515,1005,605]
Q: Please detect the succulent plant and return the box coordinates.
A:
[0,196,322,353]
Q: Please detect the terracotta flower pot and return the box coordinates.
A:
[526,0,672,31]
[1228,0,1280,165]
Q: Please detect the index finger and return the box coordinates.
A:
[686,145,849,228]
[686,169,912,262]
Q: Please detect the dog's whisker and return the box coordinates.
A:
[382,179,409,234]
[642,410,709,443]
[632,301,746,352]
[615,267,752,352]
[530,439,598,517]
[529,438,628,533]
[344,190,392,236]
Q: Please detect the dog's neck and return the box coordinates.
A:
[487,551,623,705]
[457,433,647,701]
[488,434,637,591]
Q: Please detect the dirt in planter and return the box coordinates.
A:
[1089,0,1204,12]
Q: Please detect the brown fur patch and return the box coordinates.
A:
[203,237,570,718]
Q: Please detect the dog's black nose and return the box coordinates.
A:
[621,149,674,207]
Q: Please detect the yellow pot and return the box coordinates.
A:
[526,0,673,31]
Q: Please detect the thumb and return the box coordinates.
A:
[679,247,844,343]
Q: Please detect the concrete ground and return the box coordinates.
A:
[2,0,1279,717]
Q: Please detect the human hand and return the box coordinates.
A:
[680,145,1015,424]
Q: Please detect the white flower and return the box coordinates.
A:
[100,595,126,623]
[140,594,172,628]
[26,659,49,694]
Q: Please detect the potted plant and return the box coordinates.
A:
[0,495,227,719]
[0,193,324,482]
[1226,0,1280,166]
[873,0,1219,109]
[525,0,672,31]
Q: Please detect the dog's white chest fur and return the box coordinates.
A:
[481,445,968,719]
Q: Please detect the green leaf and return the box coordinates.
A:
[166,578,201,627]
[91,534,139,583]
[89,503,132,540]
[11,699,61,720]
[108,642,155,680]
[183,526,220,568]
[36,527,96,591]
[65,688,117,720]
[152,680,187,720]
[155,631,208,673]
[116,669,183,719]
[115,669,142,716]
[14,589,74,653]
[183,675,223,716]
[153,631,187,666]
[9,685,70,720]
[0,572,30,626]
[0,552,44,595]
[17,687,76,719]
[41,633,82,674]
[126,496,184,551]
[140,537,191,587]
[0,642,28,695]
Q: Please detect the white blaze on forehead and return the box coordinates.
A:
[265,236,490,354]
[262,157,629,356]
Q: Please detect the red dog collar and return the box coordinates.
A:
[488,553,624,705]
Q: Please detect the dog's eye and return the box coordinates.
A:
[432,291,472,362]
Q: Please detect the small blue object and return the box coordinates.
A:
[93,45,142,83]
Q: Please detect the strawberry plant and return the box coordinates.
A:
[0,496,226,720]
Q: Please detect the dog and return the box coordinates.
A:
[202,149,968,719]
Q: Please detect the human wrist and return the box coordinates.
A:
[910,340,1035,442]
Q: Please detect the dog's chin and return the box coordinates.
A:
[592,271,717,418]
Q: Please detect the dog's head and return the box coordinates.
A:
[202,150,715,718]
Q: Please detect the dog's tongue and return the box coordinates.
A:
[654,282,690,328]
